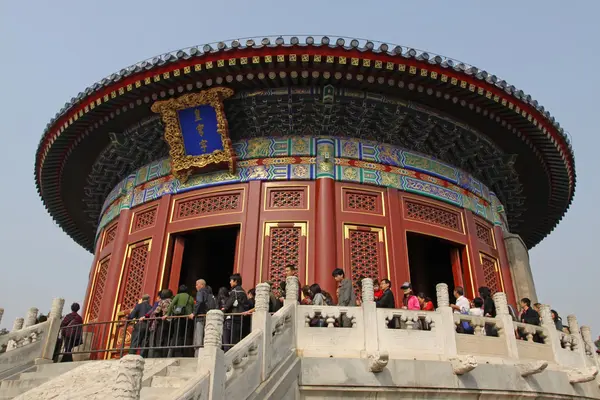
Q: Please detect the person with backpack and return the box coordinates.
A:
[189,279,216,356]
[165,285,194,357]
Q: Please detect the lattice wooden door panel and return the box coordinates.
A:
[263,223,307,291]
[344,225,387,296]
[481,254,502,294]
[108,240,151,357]
[86,257,110,323]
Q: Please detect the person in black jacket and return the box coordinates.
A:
[478,286,497,336]
[223,274,248,350]
[127,294,152,356]
[519,297,541,342]
[375,279,395,309]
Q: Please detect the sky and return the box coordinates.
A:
[0,1,598,335]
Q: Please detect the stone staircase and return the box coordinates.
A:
[0,362,83,399]
[140,358,198,400]
[0,358,201,400]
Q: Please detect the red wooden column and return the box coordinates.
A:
[463,211,486,299]
[315,177,337,296]
[387,189,408,307]
[493,225,517,306]
[241,181,262,288]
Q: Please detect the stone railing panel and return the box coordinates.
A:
[377,309,444,358]
[513,322,554,362]
[296,305,364,357]
[270,304,295,371]
[171,370,211,400]
[453,314,508,358]
[557,331,584,368]
[0,320,50,355]
[224,330,263,400]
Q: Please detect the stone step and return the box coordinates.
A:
[34,361,84,375]
[165,365,197,377]
[150,375,188,388]
[0,377,48,398]
[171,358,197,369]
[140,386,176,400]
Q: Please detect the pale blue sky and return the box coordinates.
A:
[0,1,598,335]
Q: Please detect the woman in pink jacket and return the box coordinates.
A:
[400,282,420,310]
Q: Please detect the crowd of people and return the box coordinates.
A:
[49,265,573,360]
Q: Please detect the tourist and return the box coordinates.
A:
[222,274,248,350]
[267,281,282,312]
[309,283,327,306]
[519,298,540,326]
[355,275,365,306]
[332,268,356,328]
[322,290,334,306]
[147,292,161,316]
[148,289,173,358]
[59,303,83,362]
[189,279,216,355]
[478,286,496,336]
[127,294,152,357]
[308,284,327,327]
[417,293,434,311]
[301,286,312,305]
[373,279,383,301]
[375,279,395,308]
[165,285,194,357]
[469,297,484,316]
[400,282,420,310]
[451,287,470,314]
[533,303,542,314]
[278,280,287,304]
[551,309,564,332]
[332,268,356,307]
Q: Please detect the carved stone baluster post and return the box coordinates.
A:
[284,276,299,355]
[567,315,588,365]
[49,298,65,320]
[199,310,226,400]
[539,304,561,364]
[493,292,518,359]
[7,318,24,352]
[24,307,39,328]
[38,298,66,363]
[436,283,457,358]
[253,283,272,379]
[581,326,594,356]
[111,355,145,399]
[284,276,300,306]
[12,318,24,332]
[0,308,4,326]
[362,278,386,371]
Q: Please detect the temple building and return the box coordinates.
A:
[34,35,574,329]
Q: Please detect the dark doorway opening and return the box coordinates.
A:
[177,225,239,295]
[406,232,462,307]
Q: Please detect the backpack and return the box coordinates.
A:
[173,294,192,316]
[205,294,218,311]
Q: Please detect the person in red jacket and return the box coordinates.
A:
[418,292,434,311]
[373,279,384,301]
